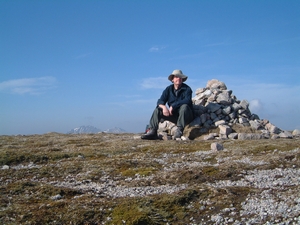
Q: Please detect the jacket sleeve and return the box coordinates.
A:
[156,86,170,106]
[171,86,193,110]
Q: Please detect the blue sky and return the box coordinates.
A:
[1,0,299,135]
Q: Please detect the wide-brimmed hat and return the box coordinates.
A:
[168,69,188,82]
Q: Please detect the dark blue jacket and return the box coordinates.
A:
[157,83,193,112]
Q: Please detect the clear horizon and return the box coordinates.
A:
[1,0,299,135]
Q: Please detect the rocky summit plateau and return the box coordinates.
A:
[0,79,299,224]
[0,132,299,224]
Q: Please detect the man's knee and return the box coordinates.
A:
[179,104,194,121]
[179,104,191,112]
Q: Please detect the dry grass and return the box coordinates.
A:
[0,133,299,224]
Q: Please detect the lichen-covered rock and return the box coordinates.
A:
[219,125,232,136]
[203,133,217,140]
[238,133,265,140]
[292,129,300,136]
[206,79,227,90]
[228,133,238,139]
[279,131,293,139]
[249,120,263,130]
[211,142,224,151]
[2,165,9,170]
[183,126,209,140]
[265,123,281,134]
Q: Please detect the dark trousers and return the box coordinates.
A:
[149,104,194,130]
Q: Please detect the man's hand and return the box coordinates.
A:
[169,106,173,116]
[162,108,170,116]
[159,105,170,117]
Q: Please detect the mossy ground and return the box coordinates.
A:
[0,133,299,224]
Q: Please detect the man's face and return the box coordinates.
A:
[173,76,183,85]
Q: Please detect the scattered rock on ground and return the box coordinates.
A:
[211,142,224,151]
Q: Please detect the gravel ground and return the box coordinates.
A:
[43,148,300,224]
[1,134,299,224]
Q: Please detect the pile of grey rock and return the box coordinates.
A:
[158,79,300,140]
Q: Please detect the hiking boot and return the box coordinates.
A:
[173,127,183,139]
[141,129,157,140]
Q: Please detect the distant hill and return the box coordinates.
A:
[103,127,127,133]
[67,125,101,134]
[67,126,127,134]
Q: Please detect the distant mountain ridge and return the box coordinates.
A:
[67,125,101,134]
[103,127,126,133]
[67,125,126,134]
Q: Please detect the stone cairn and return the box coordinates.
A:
[158,79,299,140]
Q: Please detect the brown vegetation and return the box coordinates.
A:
[0,133,299,224]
